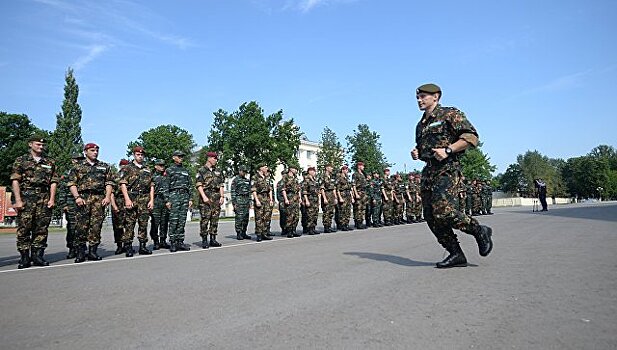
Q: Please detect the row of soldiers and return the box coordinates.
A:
[458,178,494,216]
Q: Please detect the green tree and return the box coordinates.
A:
[316,127,345,172]
[345,124,391,174]
[0,113,47,186]
[126,124,196,166]
[48,67,84,174]
[460,142,496,181]
[205,101,302,176]
[498,163,524,194]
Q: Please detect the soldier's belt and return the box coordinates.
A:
[130,190,150,195]
[22,187,49,194]
[170,188,189,193]
[80,189,105,195]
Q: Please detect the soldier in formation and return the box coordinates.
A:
[58,152,85,259]
[336,165,354,231]
[319,164,338,233]
[111,159,129,255]
[150,159,171,249]
[251,163,274,242]
[231,165,252,240]
[166,150,192,252]
[302,166,320,235]
[352,162,368,229]
[370,171,384,227]
[196,151,224,249]
[281,164,301,238]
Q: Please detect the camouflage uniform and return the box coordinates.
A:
[67,158,114,261]
[482,181,493,214]
[352,169,368,229]
[58,169,78,252]
[251,172,273,240]
[472,180,482,215]
[320,171,338,232]
[111,163,127,254]
[150,166,170,248]
[11,152,58,267]
[118,162,153,253]
[394,177,406,224]
[411,177,423,221]
[276,177,286,235]
[196,164,224,247]
[166,162,192,247]
[231,171,251,239]
[302,173,320,235]
[382,174,395,225]
[415,102,492,267]
[465,181,474,215]
[405,176,415,223]
[336,170,353,230]
[364,176,373,227]
[370,176,384,227]
[282,172,301,237]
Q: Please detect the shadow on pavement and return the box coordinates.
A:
[513,203,617,223]
[344,252,435,267]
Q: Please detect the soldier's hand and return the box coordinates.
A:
[166,202,172,209]
[76,197,85,206]
[202,196,210,204]
[219,197,224,205]
[14,199,24,211]
[63,206,69,212]
[411,148,419,160]
[188,200,193,209]
[255,200,262,208]
[432,148,448,161]
[47,199,55,209]
[323,199,328,205]
[285,199,290,205]
[147,201,154,210]
[102,197,111,206]
[125,199,133,209]
[269,200,273,207]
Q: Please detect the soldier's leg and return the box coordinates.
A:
[86,196,106,261]
[30,195,52,266]
[173,194,191,250]
[123,204,138,257]
[136,198,152,254]
[209,204,222,247]
[15,197,36,268]
[200,203,210,248]
[65,206,78,258]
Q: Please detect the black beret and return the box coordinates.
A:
[416,83,441,94]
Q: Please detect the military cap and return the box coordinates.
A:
[257,162,267,169]
[71,152,85,160]
[287,163,299,170]
[119,159,129,166]
[384,168,390,173]
[341,165,349,170]
[238,165,248,172]
[416,83,441,95]
[84,142,99,150]
[28,134,47,143]
[206,151,218,159]
[357,161,364,166]
[172,150,185,157]
[307,166,316,172]
[133,146,145,154]
[154,159,165,165]
[325,163,333,168]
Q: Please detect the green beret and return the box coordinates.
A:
[172,150,185,157]
[238,165,248,172]
[257,162,267,169]
[416,83,441,95]
[28,134,46,143]
[154,159,165,165]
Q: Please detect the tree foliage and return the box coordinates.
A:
[48,67,84,174]
[205,101,302,176]
[316,127,345,172]
[0,113,46,186]
[126,124,196,166]
[460,142,496,181]
[345,124,390,174]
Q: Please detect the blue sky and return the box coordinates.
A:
[1,0,616,174]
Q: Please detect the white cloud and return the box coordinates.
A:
[72,45,109,71]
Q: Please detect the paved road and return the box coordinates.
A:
[1,203,616,349]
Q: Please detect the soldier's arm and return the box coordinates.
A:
[230,178,238,205]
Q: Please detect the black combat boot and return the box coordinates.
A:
[236,231,244,240]
[18,250,31,269]
[436,241,467,269]
[260,234,272,241]
[87,244,103,261]
[241,232,251,240]
[152,237,160,250]
[210,235,222,247]
[169,241,178,252]
[31,248,50,266]
[312,227,320,235]
[114,243,124,255]
[125,242,134,257]
[201,237,209,249]
[176,241,191,251]
[159,239,171,249]
[323,226,332,233]
[256,235,262,242]
[74,245,86,263]
[287,229,294,238]
[138,242,152,255]
[67,246,77,259]
[472,225,493,257]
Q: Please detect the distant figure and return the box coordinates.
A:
[535,178,548,211]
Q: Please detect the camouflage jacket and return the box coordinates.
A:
[10,153,59,191]
[251,173,272,198]
[195,165,223,198]
[57,169,75,208]
[152,170,169,202]
[415,104,478,163]
[118,162,153,196]
[166,163,192,196]
[282,173,301,204]
[231,175,251,205]
[336,173,352,198]
[352,171,367,194]
[320,172,337,193]
[382,176,395,199]
[67,159,113,193]
[302,176,319,200]
[370,178,383,200]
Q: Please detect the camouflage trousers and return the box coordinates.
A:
[466,194,473,215]
[199,193,221,238]
[150,196,169,242]
[111,196,125,243]
[16,192,52,251]
[321,190,337,229]
[306,197,319,229]
[123,194,151,243]
[484,195,492,213]
[472,194,482,213]
[410,196,423,219]
[168,191,190,242]
[353,192,367,223]
[394,194,405,221]
[372,198,383,224]
[64,205,77,248]
[421,164,480,249]
[338,193,353,226]
[382,198,395,223]
[74,193,107,246]
[457,194,467,214]
[278,203,286,231]
[254,194,272,235]
[284,200,300,232]
[234,201,250,234]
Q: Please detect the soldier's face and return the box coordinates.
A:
[326,166,333,173]
[29,141,44,155]
[134,151,144,163]
[208,156,217,166]
[173,155,183,164]
[155,164,165,172]
[85,148,98,161]
[416,92,439,111]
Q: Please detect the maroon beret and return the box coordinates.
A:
[206,151,218,159]
[357,162,364,166]
[84,143,99,151]
[133,146,145,154]
[119,159,129,166]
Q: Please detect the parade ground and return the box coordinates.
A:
[0,202,616,349]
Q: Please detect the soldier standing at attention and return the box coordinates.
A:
[370,171,384,227]
[276,171,285,236]
[166,150,192,252]
[281,164,301,238]
[320,164,338,233]
[393,173,406,224]
[58,152,85,259]
[303,166,321,235]
[411,83,493,268]
[364,173,373,228]
[381,169,395,226]
[405,173,415,224]
[231,165,252,240]
[68,143,114,263]
[352,162,368,230]
[111,159,129,255]
[196,151,224,249]
[119,146,154,257]
[336,165,354,231]
[251,163,273,242]
[150,159,171,249]
[11,134,58,268]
